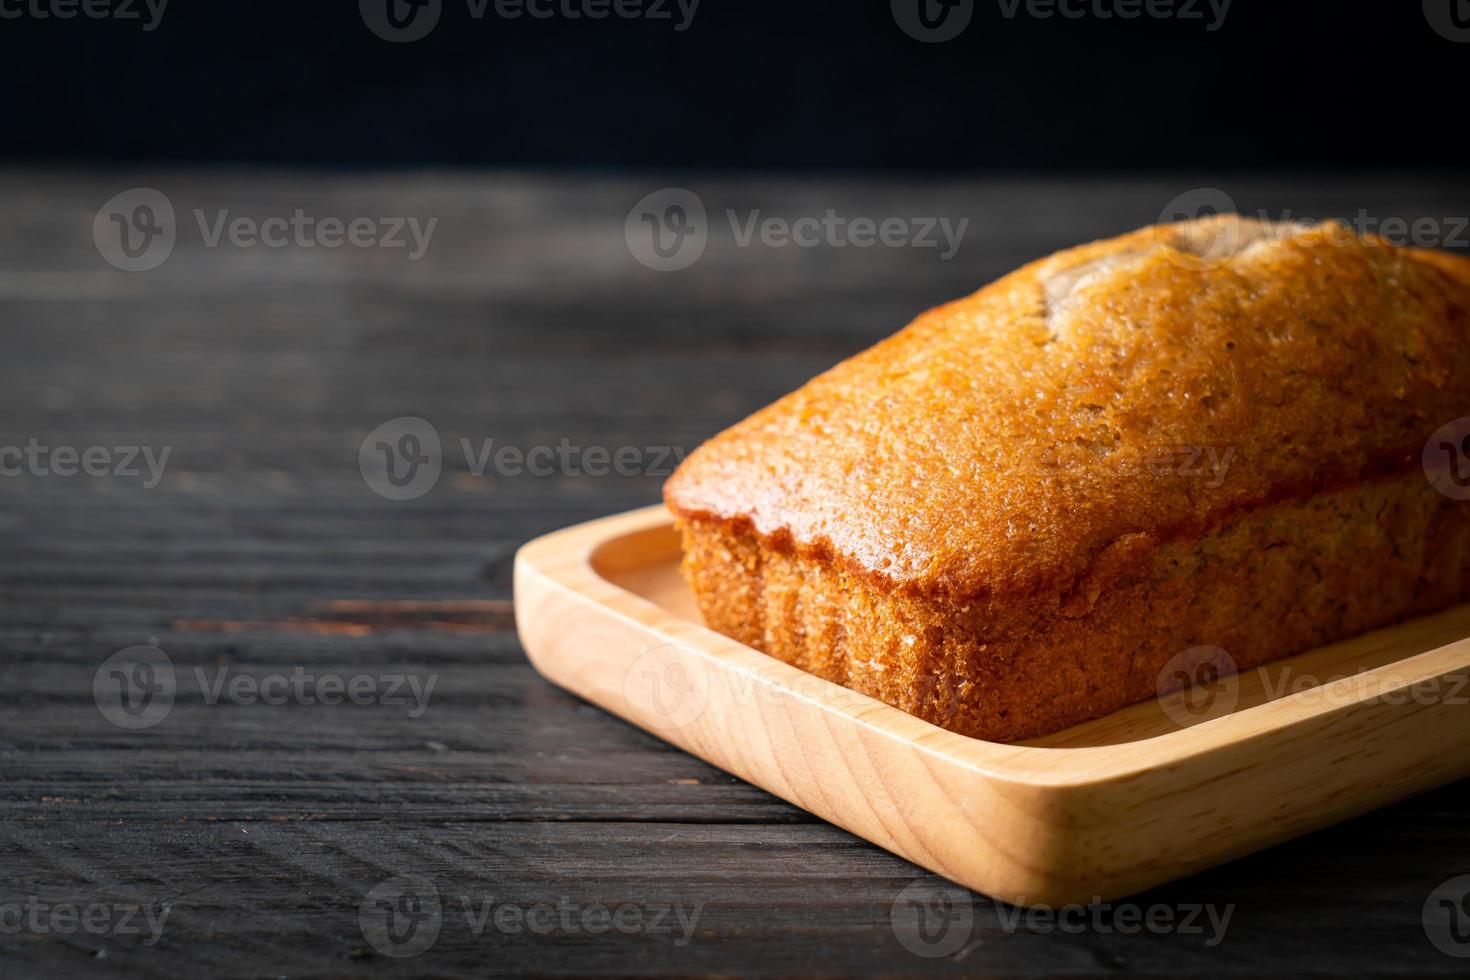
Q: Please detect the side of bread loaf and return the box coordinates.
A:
[676,471,1470,741]
[665,217,1470,742]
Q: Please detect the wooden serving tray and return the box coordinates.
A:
[514,505,1470,906]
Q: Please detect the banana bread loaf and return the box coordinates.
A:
[664,216,1470,742]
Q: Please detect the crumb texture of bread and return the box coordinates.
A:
[665,216,1470,741]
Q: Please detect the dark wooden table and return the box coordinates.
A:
[3,171,1470,977]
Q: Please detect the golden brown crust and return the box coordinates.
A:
[664,216,1470,741]
[665,217,1470,602]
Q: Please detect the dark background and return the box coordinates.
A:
[1,0,1463,171]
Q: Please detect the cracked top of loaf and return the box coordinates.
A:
[664,216,1470,601]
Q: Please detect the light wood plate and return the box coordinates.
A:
[514,505,1470,906]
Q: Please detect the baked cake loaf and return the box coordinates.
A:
[664,215,1470,742]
